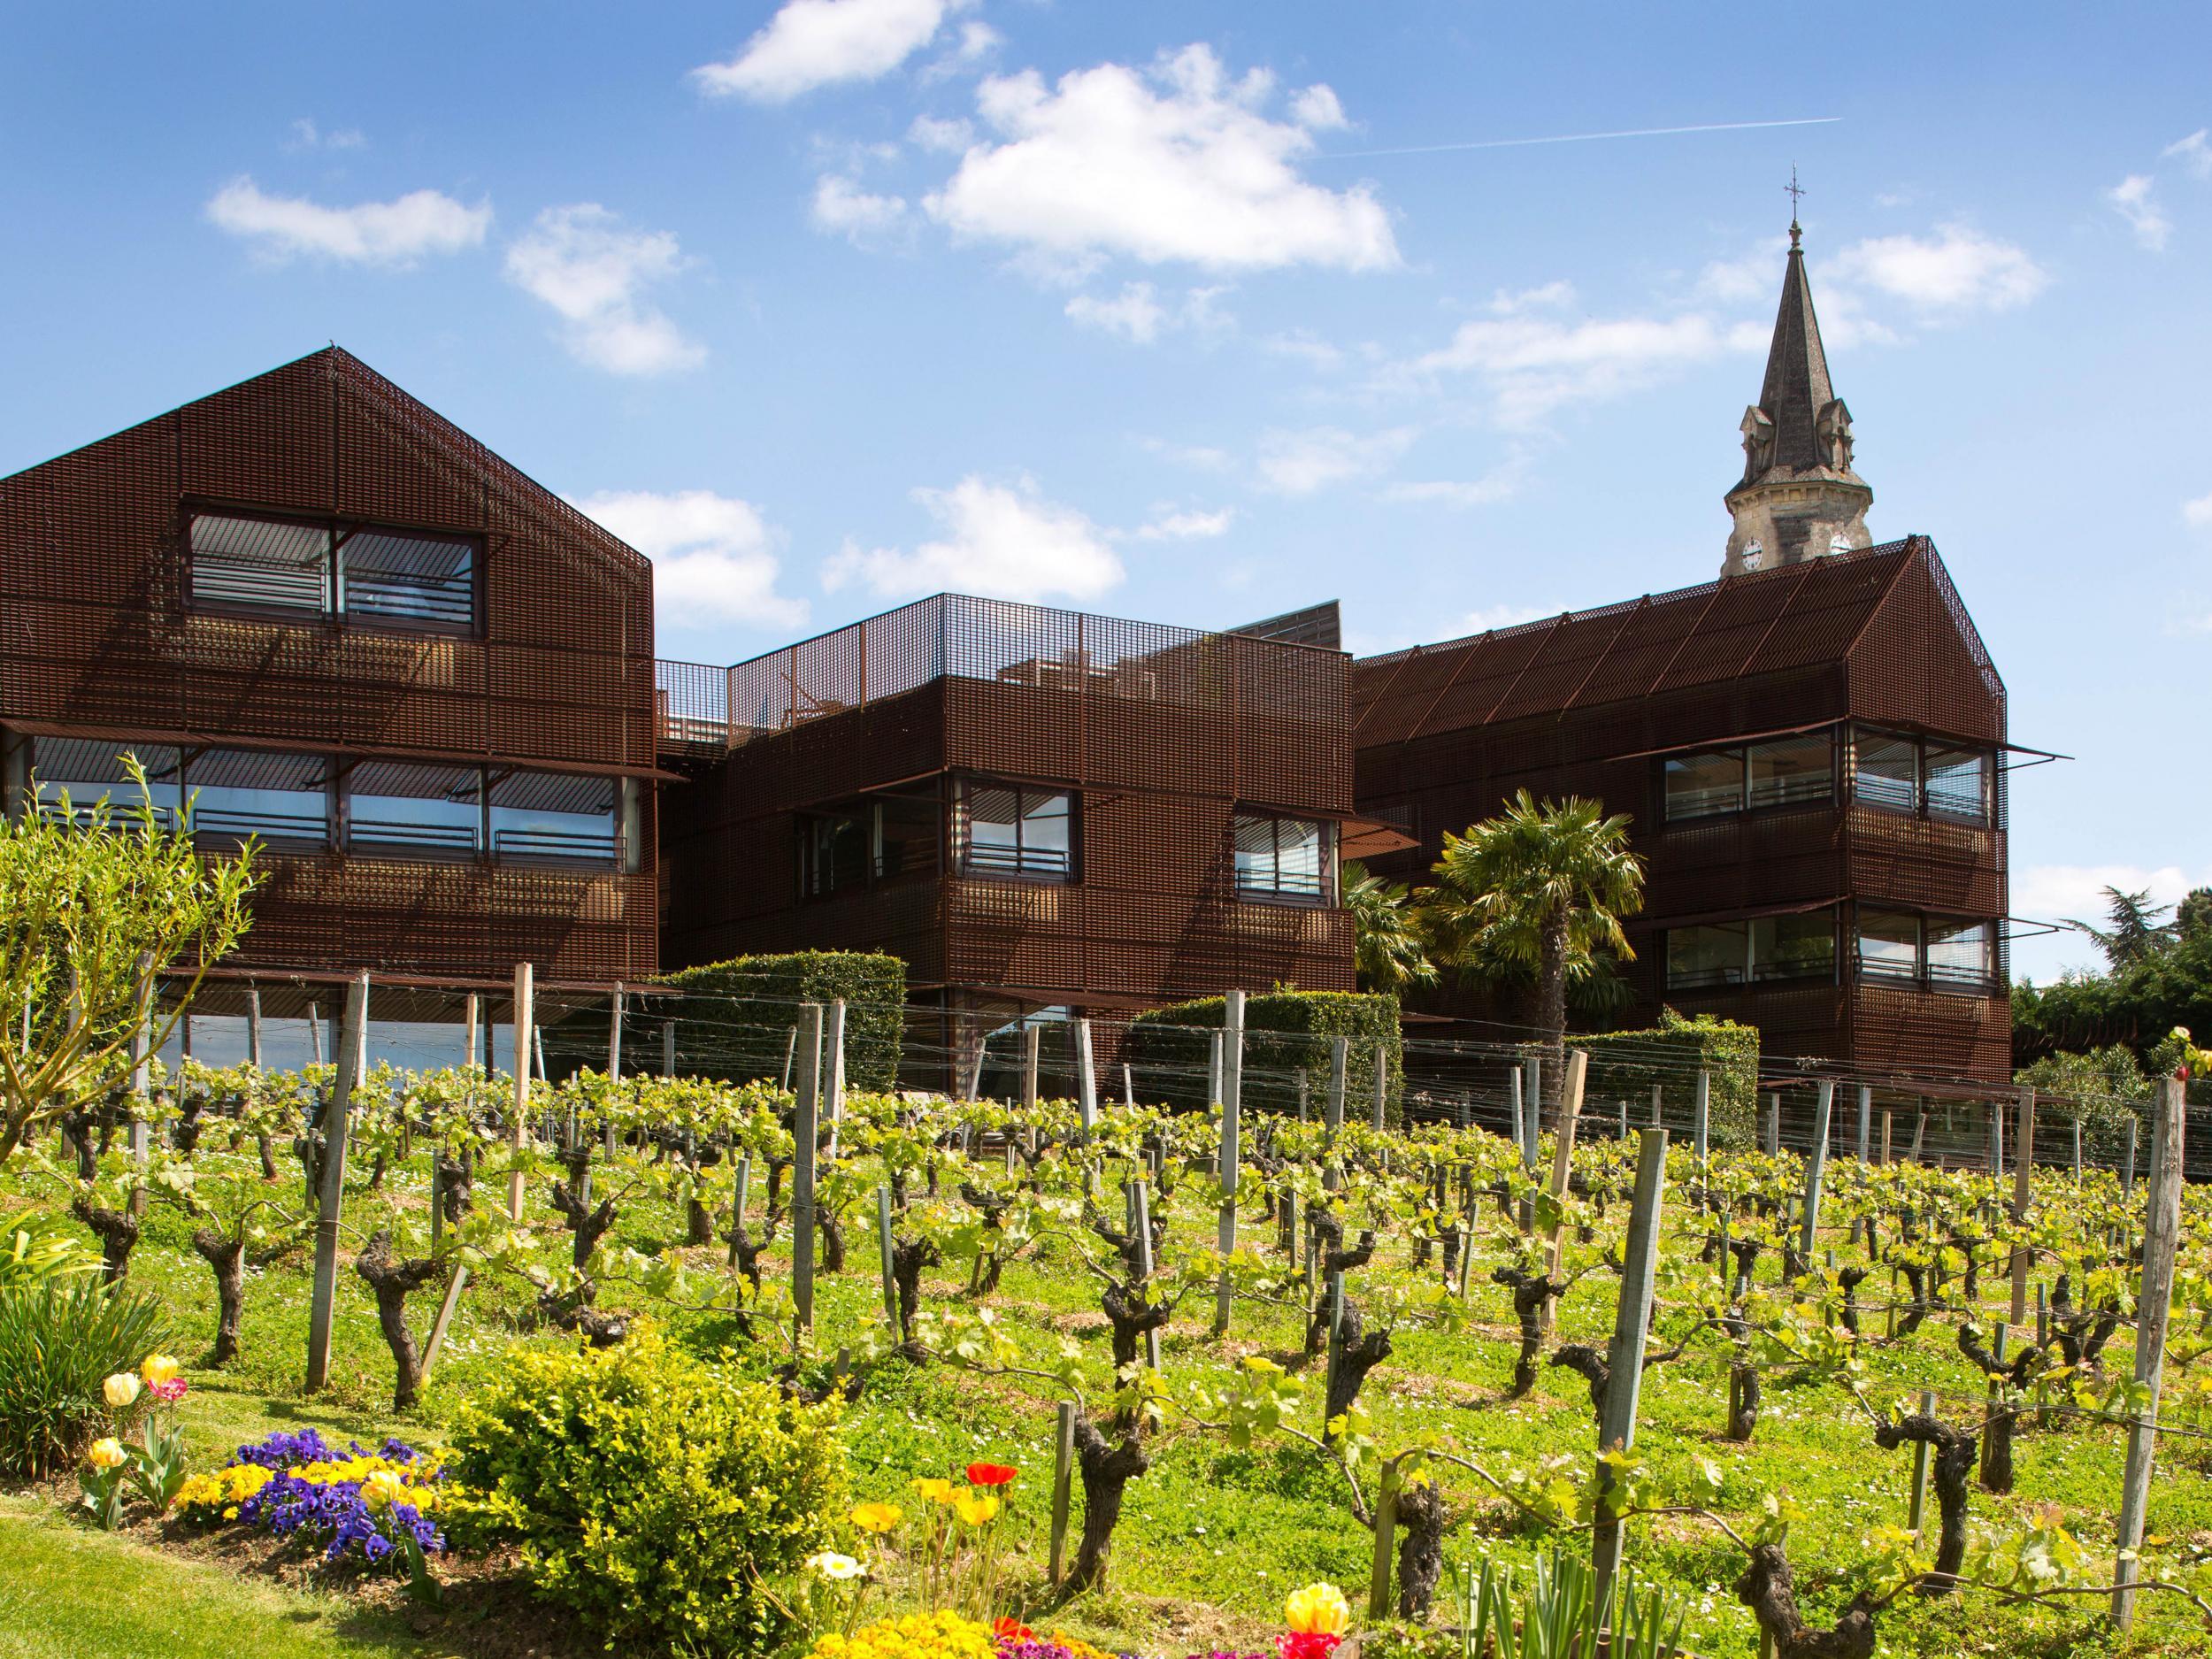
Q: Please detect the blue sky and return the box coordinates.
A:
[4,2,2208,983]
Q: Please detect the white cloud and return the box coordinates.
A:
[285,119,365,152]
[572,489,806,631]
[504,204,705,376]
[2164,128,2212,180]
[694,0,966,102]
[1065,282,1167,342]
[824,476,1125,602]
[1133,506,1234,541]
[1136,436,1233,472]
[2185,489,2212,527]
[2106,173,2171,251]
[1256,426,1416,495]
[924,44,1396,277]
[1290,85,1348,131]
[812,175,909,242]
[1259,328,1345,370]
[909,114,974,153]
[1827,224,2048,310]
[1410,309,1762,427]
[1380,472,1523,509]
[205,177,488,267]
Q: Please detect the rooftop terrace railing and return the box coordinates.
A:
[655,593,1347,753]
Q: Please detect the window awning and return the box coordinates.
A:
[1633,895,1845,931]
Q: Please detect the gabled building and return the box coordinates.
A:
[0,349,661,994]
[1351,228,2016,1085]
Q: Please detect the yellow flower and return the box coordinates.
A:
[911,1476,956,1505]
[850,1500,903,1534]
[807,1610,994,1659]
[140,1354,181,1386]
[361,1469,408,1511]
[1286,1581,1351,1636]
[951,1490,998,1527]
[104,1372,141,1409]
[87,1437,127,1471]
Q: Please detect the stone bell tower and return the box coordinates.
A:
[1722,217,1872,576]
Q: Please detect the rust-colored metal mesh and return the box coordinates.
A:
[0,349,659,983]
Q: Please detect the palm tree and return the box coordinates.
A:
[1341,861,1436,994]
[1422,791,1645,1125]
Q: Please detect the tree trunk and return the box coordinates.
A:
[1492,1267,1557,1398]
[1735,1543,1878,1658]
[1537,914,1568,1129]
[191,1229,248,1364]
[1066,1410,1148,1594]
[352,1232,442,1411]
[257,1133,280,1180]
[1872,1413,1976,1592]
[71,1195,139,1283]
[1324,1302,1393,1425]
[1394,1478,1448,1620]
[818,1210,845,1272]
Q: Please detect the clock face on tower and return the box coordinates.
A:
[1740,542,1764,572]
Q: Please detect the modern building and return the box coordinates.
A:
[1349,226,2016,1086]
[0,349,662,1007]
[654,595,1368,1087]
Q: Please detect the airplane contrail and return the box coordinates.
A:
[1321,116,1842,160]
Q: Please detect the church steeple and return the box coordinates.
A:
[1722,206,1872,576]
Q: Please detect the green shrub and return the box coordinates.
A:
[0,1276,168,1477]
[0,1210,103,1290]
[657,950,906,1090]
[446,1325,849,1655]
[1579,1009,1760,1149]
[1126,990,1403,1122]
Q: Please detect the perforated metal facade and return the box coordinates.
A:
[656,595,1357,1079]
[1352,537,2013,1085]
[0,349,660,983]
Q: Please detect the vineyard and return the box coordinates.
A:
[6,979,2212,1659]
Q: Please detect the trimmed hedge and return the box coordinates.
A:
[1578,1009,1760,1149]
[657,951,905,1090]
[1126,990,1402,1122]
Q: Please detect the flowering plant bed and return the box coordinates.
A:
[173,1429,444,1571]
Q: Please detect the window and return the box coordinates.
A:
[1926,919,1996,989]
[188,749,332,847]
[1234,813,1333,902]
[872,795,941,882]
[188,509,480,634]
[1666,922,1747,989]
[1747,736,1833,810]
[1856,910,1923,983]
[488,771,619,865]
[28,739,183,829]
[1852,730,1994,825]
[1751,913,1835,982]
[1663,751,1744,821]
[1664,734,1833,822]
[346,762,480,856]
[956,782,1072,881]
[1667,912,1836,990]
[1924,744,1993,823]
[801,812,869,897]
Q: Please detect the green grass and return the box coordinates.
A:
[4,1144,2207,1659]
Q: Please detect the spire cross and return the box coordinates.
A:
[1786,167,1805,246]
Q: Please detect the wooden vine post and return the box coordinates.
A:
[306,972,369,1393]
[1215,991,1244,1336]
[1049,1400,1077,1584]
[1799,1079,1836,1266]
[127,956,152,1216]
[874,1186,900,1340]
[1074,1018,1097,1134]
[1540,1048,1588,1337]
[1132,1177,1161,1371]
[791,1002,823,1334]
[1323,1037,1348,1194]
[2009,1087,2036,1326]
[1856,1083,1872,1163]
[1692,1067,1709,1168]
[825,999,847,1161]
[1591,1125,1669,1622]
[1370,1043,1388,1132]
[506,962,534,1223]
[607,981,625,1078]
[2111,1076,2186,1629]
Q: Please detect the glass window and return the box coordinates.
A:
[346,762,480,856]
[1751,913,1835,982]
[187,749,331,847]
[872,795,940,882]
[1854,733,1920,812]
[956,782,1073,881]
[1747,735,1833,810]
[1856,910,1921,982]
[801,813,868,897]
[1924,744,1992,824]
[189,513,330,614]
[339,527,478,631]
[1663,751,1744,820]
[1666,923,1748,990]
[488,771,618,865]
[1234,813,1332,902]
[1926,918,1995,988]
[30,739,183,830]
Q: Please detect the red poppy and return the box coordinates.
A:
[1275,1635,1341,1659]
[965,1461,1019,1487]
[993,1617,1035,1641]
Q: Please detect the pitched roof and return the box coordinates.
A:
[1350,537,1977,746]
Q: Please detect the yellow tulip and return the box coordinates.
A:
[140,1354,181,1386]
[951,1490,998,1528]
[103,1372,141,1409]
[1285,1582,1350,1636]
[360,1469,408,1512]
[850,1501,903,1534]
[87,1437,127,1472]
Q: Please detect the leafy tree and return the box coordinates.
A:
[1340,862,1436,995]
[1420,792,1645,1121]
[2176,887,2212,943]
[2061,886,2175,971]
[2013,1042,2150,1160]
[0,764,258,1166]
